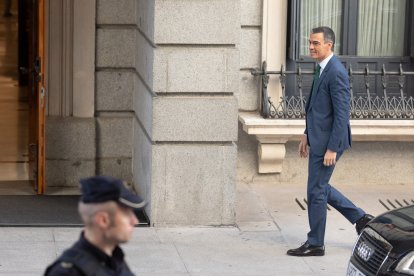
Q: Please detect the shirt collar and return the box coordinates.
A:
[318,53,334,72]
[78,231,125,270]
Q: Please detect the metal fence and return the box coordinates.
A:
[251,61,414,119]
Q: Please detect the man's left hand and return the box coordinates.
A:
[323,149,337,166]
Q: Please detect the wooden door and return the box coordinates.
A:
[26,0,46,194]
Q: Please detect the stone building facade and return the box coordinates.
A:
[45,0,414,226]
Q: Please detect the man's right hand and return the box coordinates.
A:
[298,134,308,158]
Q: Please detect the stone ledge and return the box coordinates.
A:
[239,112,414,141]
[239,112,414,173]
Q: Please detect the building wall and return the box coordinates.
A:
[46,117,96,187]
[94,0,136,184]
[149,0,239,225]
[239,135,414,187]
[95,0,239,226]
[46,0,136,187]
[45,0,413,224]
[237,0,262,112]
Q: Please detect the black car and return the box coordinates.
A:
[347,205,414,276]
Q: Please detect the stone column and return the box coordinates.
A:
[95,0,239,225]
[149,0,240,225]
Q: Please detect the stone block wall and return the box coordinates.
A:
[237,0,262,111]
[46,117,96,187]
[96,0,239,226]
[149,0,239,226]
[95,0,138,184]
[236,0,262,184]
[238,137,414,188]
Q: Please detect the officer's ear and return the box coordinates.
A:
[94,211,111,229]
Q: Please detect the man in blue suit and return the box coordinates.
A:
[287,26,373,257]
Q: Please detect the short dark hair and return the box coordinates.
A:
[311,26,335,51]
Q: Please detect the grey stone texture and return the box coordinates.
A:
[96,70,134,111]
[97,0,136,24]
[237,70,260,111]
[96,116,133,158]
[154,0,240,44]
[97,158,133,184]
[240,28,261,69]
[133,76,154,136]
[236,123,259,184]
[279,141,414,186]
[96,0,156,88]
[45,117,96,187]
[152,96,238,142]
[46,117,95,160]
[92,0,241,227]
[331,142,414,186]
[135,31,155,90]
[132,119,153,218]
[96,29,136,68]
[237,127,414,187]
[238,0,262,111]
[145,0,240,226]
[137,0,155,41]
[0,239,56,274]
[94,0,155,208]
[153,48,239,93]
[46,160,95,187]
[241,0,262,26]
[0,224,370,275]
[151,144,237,225]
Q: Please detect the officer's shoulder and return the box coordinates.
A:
[45,260,83,276]
[59,261,74,268]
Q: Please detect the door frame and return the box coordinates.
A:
[36,0,46,194]
[25,0,46,194]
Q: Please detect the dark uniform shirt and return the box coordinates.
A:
[44,232,134,276]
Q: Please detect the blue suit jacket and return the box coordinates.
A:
[305,55,352,156]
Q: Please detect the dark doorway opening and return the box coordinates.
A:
[0,0,31,194]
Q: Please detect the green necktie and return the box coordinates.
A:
[308,64,321,105]
[312,64,321,91]
[314,64,321,81]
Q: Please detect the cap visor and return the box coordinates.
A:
[119,197,146,209]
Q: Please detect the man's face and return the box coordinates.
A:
[309,32,332,62]
[105,204,139,244]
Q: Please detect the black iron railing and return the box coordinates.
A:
[251,61,414,119]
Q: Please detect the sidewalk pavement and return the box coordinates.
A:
[0,181,413,275]
[0,226,352,276]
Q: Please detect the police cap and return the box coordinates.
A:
[79,176,145,209]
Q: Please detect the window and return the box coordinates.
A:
[299,0,343,56]
[357,0,406,56]
[287,0,414,99]
[297,0,407,57]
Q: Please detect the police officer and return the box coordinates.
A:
[44,176,146,276]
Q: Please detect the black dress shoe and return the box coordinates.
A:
[287,242,325,256]
[355,214,375,235]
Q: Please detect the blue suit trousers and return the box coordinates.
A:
[306,150,365,246]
